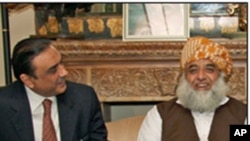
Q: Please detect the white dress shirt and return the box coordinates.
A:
[25,86,61,141]
[137,97,238,141]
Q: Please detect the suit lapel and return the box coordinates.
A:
[57,93,77,141]
[10,82,35,141]
[10,81,78,141]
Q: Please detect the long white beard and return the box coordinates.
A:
[176,73,229,112]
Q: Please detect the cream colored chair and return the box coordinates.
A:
[106,115,145,141]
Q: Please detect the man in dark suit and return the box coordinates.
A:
[0,38,107,141]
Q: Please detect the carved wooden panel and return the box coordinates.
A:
[91,68,179,97]
[53,39,247,104]
[227,67,246,103]
[64,66,246,103]
[65,68,87,84]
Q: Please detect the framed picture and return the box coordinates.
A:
[123,3,189,41]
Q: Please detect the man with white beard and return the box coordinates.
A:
[137,36,246,141]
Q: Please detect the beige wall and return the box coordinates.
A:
[9,5,36,50]
[0,4,35,86]
[0,5,4,86]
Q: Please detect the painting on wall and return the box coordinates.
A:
[123,3,189,41]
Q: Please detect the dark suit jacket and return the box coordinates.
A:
[0,80,107,141]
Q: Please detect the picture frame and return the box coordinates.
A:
[123,3,189,41]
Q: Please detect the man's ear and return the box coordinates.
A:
[20,74,34,88]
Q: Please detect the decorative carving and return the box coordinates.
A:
[89,67,245,102]
[65,68,87,84]
[53,39,246,59]
[86,18,105,33]
[91,68,179,97]
[53,39,246,103]
[67,18,84,34]
[38,25,48,35]
[227,3,247,32]
[227,67,246,103]
[199,17,215,32]
[218,17,238,33]
[47,16,60,33]
[106,17,123,37]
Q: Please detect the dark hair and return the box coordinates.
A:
[12,38,52,81]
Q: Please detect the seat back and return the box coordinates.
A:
[106,115,145,141]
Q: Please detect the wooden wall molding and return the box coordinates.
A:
[53,39,246,60]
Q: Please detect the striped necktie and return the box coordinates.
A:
[42,99,57,141]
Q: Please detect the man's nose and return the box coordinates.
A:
[58,64,68,77]
[197,69,206,81]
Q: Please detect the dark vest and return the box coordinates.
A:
[157,97,246,141]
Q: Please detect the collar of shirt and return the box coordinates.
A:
[24,85,61,141]
[25,85,56,113]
